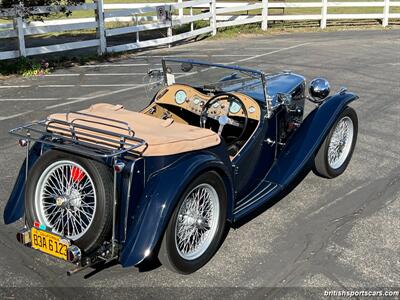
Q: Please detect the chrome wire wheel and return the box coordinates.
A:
[34,160,97,240]
[328,116,354,169]
[174,183,220,260]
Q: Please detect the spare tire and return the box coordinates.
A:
[25,150,113,254]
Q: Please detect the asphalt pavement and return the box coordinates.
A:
[0,29,399,299]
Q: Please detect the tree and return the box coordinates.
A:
[0,0,85,20]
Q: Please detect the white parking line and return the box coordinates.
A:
[0,85,31,89]
[84,72,193,76]
[250,47,285,50]
[79,62,231,68]
[46,83,150,109]
[80,84,140,87]
[136,54,254,58]
[0,110,34,121]
[84,73,148,76]
[46,98,94,109]
[0,98,61,101]
[212,54,254,57]
[43,74,81,77]
[45,43,309,110]
[162,48,225,52]
[1,84,143,89]
[234,44,310,63]
[80,63,161,68]
[38,85,75,88]
[138,55,210,58]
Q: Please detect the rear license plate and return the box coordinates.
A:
[31,227,69,260]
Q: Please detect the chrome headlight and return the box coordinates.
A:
[309,78,330,102]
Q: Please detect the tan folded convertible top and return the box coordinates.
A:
[48,103,220,157]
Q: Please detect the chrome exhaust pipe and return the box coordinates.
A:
[67,245,82,263]
[16,228,31,246]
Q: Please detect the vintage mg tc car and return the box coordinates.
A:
[4,59,358,274]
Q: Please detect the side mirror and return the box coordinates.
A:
[148,69,163,78]
[219,72,240,82]
[181,62,193,72]
[308,78,330,102]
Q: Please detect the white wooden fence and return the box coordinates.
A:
[0,0,399,60]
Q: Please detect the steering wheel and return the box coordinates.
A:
[200,93,248,145]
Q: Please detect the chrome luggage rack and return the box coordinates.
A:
[9,111,148,158]
[11,111,148,274]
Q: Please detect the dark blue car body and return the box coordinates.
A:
[4,59,358,268]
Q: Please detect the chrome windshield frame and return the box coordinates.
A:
[161,58,275,118]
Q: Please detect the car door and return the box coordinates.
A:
[232,111,278,203]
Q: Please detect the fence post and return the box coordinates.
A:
[383,0,390,27]
[190,6,194,31]
[178,0,183,19]
[321,0,328,29]
[135,15,140,42]
[261,0,268,31]
[210,0,217,36]
[14,16,26,57]
[167,26,172,47]
[167,5,173,48]
[95,0,106,55]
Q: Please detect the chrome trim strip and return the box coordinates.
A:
[122,159,138,243]
[111,159,118,257]
[234,182,278,214]
[239,182,273,205]
[24,139,30,227]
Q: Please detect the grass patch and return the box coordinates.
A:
[0,57,50,76]
[0,51,124,77]
[211,21,399,39]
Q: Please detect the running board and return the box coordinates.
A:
[233,180,281,220]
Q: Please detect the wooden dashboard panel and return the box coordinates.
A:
[151,84,261,121]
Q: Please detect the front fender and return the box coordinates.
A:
[120,151,233,267]
[267,91,358,186]
[3,142,42,224]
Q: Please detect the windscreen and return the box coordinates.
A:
[162,59,263,92]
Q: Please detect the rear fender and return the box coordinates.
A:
[3,143,113,224]
[3,142,43,224]
[119,152,233,267]
[267,91,359,187]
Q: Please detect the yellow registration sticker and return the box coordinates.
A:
[31,227,69,260]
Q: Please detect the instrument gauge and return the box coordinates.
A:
[249,106,256,114]
[229,101,241,114]
[193,97,200,105]
[212,102,220,108]
[175,90,187,105]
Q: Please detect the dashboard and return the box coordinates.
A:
[145,84,261,121]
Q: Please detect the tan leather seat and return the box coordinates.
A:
[48,103,220,156]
